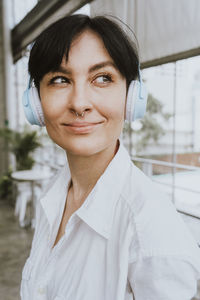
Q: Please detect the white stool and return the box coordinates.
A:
[11,170,53,228]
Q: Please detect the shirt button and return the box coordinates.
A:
[38,287,46,295]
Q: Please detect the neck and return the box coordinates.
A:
[65,139,119,207]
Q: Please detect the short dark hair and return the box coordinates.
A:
[28,14,139,91]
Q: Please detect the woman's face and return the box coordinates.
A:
[40,29,127,156]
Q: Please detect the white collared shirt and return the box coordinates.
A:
[20,139,200,300]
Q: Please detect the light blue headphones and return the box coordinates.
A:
[22,78,45,126]
[22,69,148,126]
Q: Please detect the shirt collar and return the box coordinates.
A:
[40,159,71,233]
[40,138,131,240]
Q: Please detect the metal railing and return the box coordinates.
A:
[131,156,200,220]
[131,156,200,172]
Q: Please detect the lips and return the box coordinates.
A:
[65,122,102,127]
[62,121,103,134]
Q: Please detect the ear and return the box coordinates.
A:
[123,81,129,120]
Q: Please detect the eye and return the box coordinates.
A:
[93,74,113,85]
[49,76,69,85]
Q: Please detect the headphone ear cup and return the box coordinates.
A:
[125,80,137,122]
[22,87,45,126]
[125,80,148,122]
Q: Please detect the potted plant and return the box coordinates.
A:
[0,126,42,203]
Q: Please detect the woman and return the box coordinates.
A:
[21,14,200,300]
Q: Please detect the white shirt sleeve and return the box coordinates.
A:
[128,256,200,300]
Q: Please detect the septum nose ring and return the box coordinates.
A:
[75,111,85,117]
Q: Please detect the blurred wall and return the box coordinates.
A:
[0,0,9,176]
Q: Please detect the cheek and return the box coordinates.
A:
[101,89,126,121]
[41,95,64,122]
[40,84,69,120]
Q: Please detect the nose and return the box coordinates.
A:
[68,83,93,116]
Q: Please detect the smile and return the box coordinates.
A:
[62,122,103,134]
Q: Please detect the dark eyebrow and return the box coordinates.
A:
[88,61,118,73]
[50,66,71,75]
[50,61,118,75]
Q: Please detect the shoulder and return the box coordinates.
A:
[121,163,200,265]
[121,162,165,217]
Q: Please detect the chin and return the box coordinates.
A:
[59,135,108,157]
